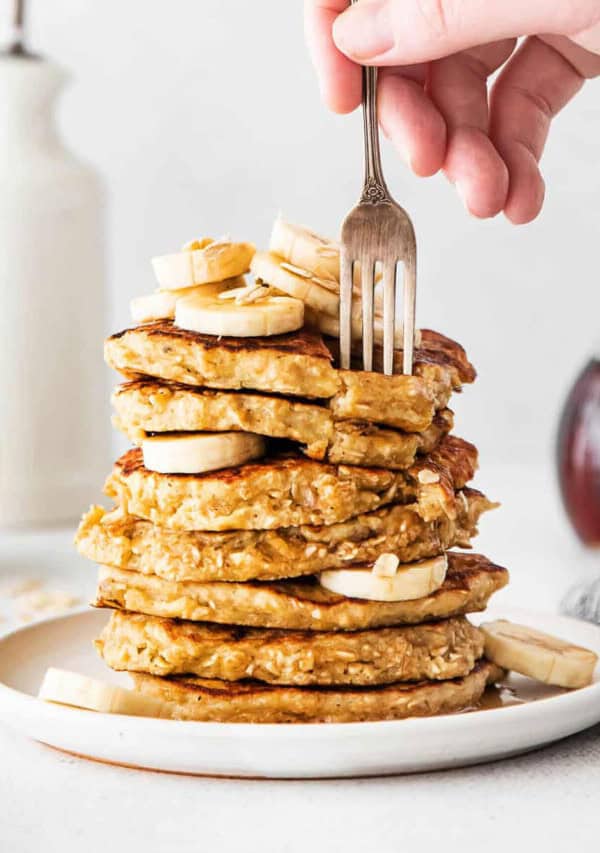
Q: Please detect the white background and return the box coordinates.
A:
[8,0,600,470]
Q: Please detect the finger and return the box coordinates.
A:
[331,0,600,65]
[304,0,361,113]
[539,35,600,78]
[490,36,586,224]
[378,65,447,177]
[428,41,515,217]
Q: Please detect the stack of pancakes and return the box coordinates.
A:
[76,321,508,722]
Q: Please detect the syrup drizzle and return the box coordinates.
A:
[472,675,568,713]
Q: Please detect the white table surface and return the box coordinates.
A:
[1,462,599,853]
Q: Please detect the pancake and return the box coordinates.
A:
[76,488,494,583]
[103,435,477,532]
[129,660,503,723]
[112,379,454,469]
[94,552,509,631]
[98,611,485,687]
[105,323,338,399]
[104,324,474,431]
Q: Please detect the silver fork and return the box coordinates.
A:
[339,33,417,375]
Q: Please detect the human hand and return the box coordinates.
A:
[305,0,600,223]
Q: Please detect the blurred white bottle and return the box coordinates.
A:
[0,6,109,526]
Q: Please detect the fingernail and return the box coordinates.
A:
[402,147,414,172]
[378,114,413,168]
[333,1,394,61]
[397,139,414,171]
[455,181,473,215]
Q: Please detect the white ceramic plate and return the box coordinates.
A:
[0,605,598,778]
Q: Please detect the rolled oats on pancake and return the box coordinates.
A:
[129,660,503,723]
[94,552,509,631]
[104,324,474,431]
[103,436,477,532]
[76,488,494,583]
[112,379,454,469]
[98,611,484,687]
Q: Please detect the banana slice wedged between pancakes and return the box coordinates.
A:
[319,554,448,603]
[142,431,266,475]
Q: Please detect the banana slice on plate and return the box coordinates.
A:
[152,238,255,290]
[270,217,340,282]
[174,285,304,337]
[318,555,448,602]
[481,620,598,689]
[251,250,339,317]
[39,667,172,717]
[130,279,239,324]
[142,431,266,474]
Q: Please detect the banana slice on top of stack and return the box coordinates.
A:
[131,279,234,325]
[129,236,256,324]
[270,216,340,281]
[258,216,420,348]
[251,251,339,317]
[175,284,304,338]
[153,237,255,290]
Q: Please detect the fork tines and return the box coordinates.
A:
[339,203,416,376]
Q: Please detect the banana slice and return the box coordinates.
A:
[318,555,448,602]
[251,251,339,317]
[142,431,266,474]
[305,305,422,348]
[481,620,598,689]
[175,288,303,337]
[130,279,239,324]
[38,667,172,717]
[270,217,340,282]
[152,238,255,290]
[269,216,386,294]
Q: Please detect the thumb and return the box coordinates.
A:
[332,0,600,64]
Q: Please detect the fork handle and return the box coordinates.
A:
[360,65,390,204]
[349,0,389,202]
